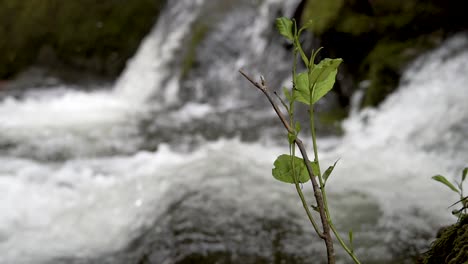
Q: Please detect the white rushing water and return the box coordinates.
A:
[0,0,209,160]
[0,1,467,263]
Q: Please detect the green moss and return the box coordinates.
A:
[362,41,408,107]
[181,23,210,79]
[335,13,373,35]
[317,107,347,135]
[300,0,344,34]
[362,35,439,107]
[0,0,166,79]
[298,0,463,108]
[424,216,468,264]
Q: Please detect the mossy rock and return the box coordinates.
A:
[361,34,442,106]
[181,23,210,79]
[0,0,166,80]
[300,0,344,35]
[423,215,468,264]
[297,0,468,107]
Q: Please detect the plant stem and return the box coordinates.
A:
[295,182,323,235]
[329,221,362,264]
[288,48,323,238]
[239,70,335,262]
[309,102,321,176]
[289,47,335,254]
[296,138,335,263]
[309,100,361,264]
[307,102,336,263]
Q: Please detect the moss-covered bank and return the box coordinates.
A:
[297,0,468,107]
[0,0,165,80]
[423,216,468,264]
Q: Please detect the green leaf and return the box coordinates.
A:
[299,19,314,33]
[275,17,294,41]
[294,71,309,104]
[323,160,339,183]
[308,58,343,102]
[452,209,463,217]
[462,167,467,182]
[310,161,320,176]
[287,132,296,144]
[432,175,460,194]
[309,58,343,84]
[272,155,312,184]
[309,47,323,69]
[294,58,343,105]
[295,39,309,67]
[295,71,309,91]
[295,122,301,133]
[311,204,319,212]
[349,230,354,252]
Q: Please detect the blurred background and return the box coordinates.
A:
[0,0,467,263]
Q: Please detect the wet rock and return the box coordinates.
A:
[296,0,468,107]
[0,0,166,81]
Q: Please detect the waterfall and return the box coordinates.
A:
[114,0,206,105]
[0,0,467,263]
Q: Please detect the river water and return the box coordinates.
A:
[1,1,467,263]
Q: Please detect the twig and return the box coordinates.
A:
[239,69,335,263]
[239,70,292,132]
[273,91,289,112]
[449,196,468,208]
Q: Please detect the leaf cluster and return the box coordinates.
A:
[263,16,361,264]
[272,17,342,185]
[432,167,468,218]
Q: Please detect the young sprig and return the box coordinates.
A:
[272,17,361,264]
[432,167,468,218]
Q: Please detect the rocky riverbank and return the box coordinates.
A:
[296,0,468,107]
[3,0,468,109]
[0,0,166,83]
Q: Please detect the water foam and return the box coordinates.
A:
[0,4,467,263]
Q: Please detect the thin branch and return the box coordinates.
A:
[239,70,293,133]
[273,91,289,113]
[239,69,335,263]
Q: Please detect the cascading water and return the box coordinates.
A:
[0,1,467,263]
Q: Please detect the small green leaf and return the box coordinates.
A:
[272,155,311,184]
[349,230,354,252]
[294,71,309,105]
[295,122,301,133]
[294,58,343,105]
[310,161,320,176]
[311,204,319,212]
[288,132,297,144]
[299,19,314,33]
[309,58,343,84]
[457,180,462,191]
[323,160,339,183]
[462,167,467,182]
[432,175,460,194]
[309,47,323,69]
[295,40,309,67]
[275,17,294,41]
[452,209,463,217]
[308,58,343,102]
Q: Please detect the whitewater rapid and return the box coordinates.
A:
[0,0,467,263]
